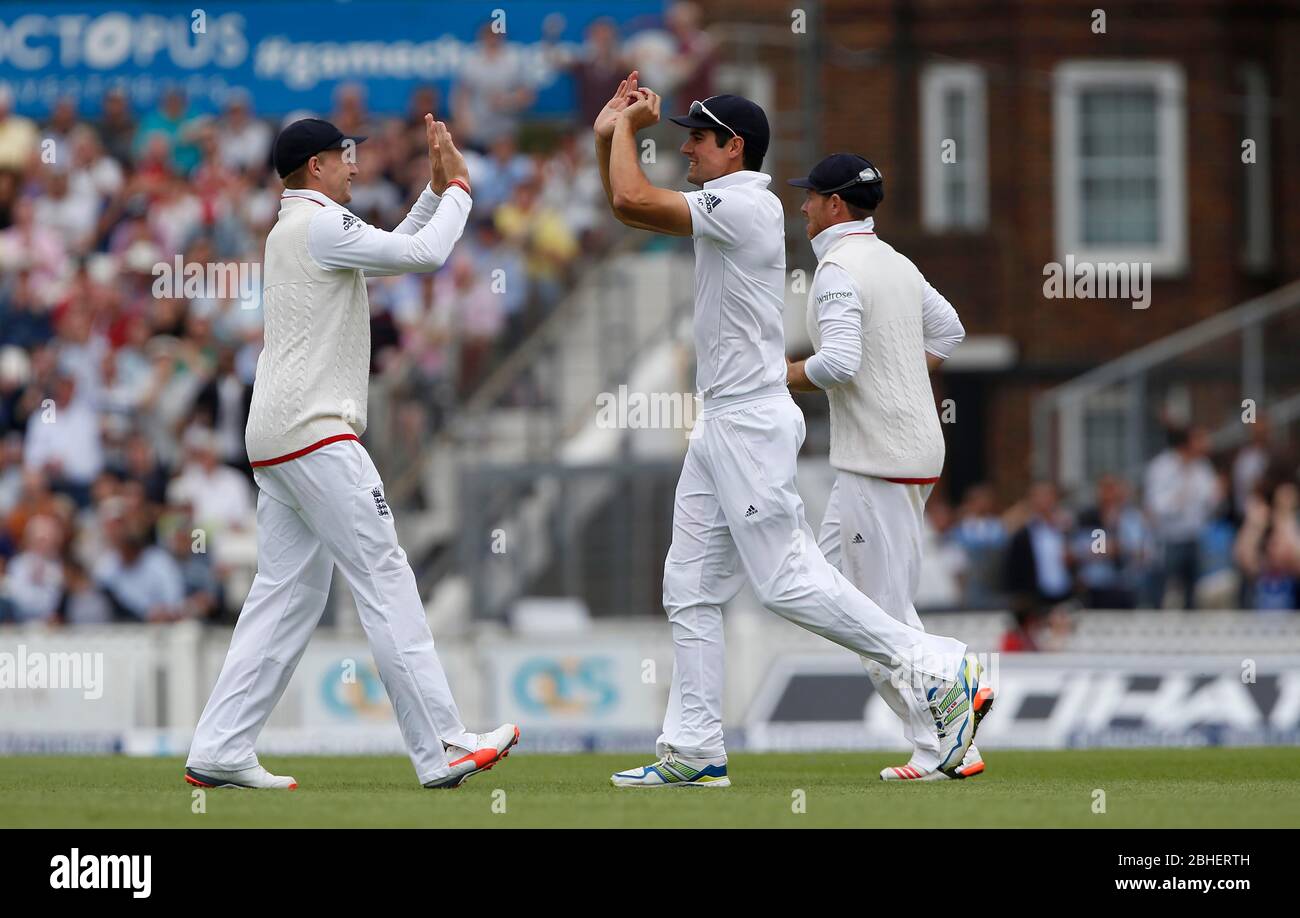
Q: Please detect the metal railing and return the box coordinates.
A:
[457,460,684,620]
[1033,278,1300,491]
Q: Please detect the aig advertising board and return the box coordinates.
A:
[745,653,1300,751]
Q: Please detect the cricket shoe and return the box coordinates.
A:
[879,743,985,782]
[922,652,982,776]
[424,724,520,789]
[880,763,950,782]
[611,749,730,788]
[971,681,995,738]
[184,763,297,790]
[953,744,985,779]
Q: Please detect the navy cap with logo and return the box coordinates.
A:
[669,94,770,166]
[788,153,884,210]
[273,118,368,179]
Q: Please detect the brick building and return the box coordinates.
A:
[705,0,1300,499]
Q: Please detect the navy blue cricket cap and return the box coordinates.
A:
[669,94,770,165]
[273,118,367,179]
[788,153,884,208]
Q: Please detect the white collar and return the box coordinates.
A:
[280,188,337,208]
[811,217,875,260]
[702,170,770,191]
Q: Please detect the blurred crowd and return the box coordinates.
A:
[0,6,719,625]
[916,422,1300,649]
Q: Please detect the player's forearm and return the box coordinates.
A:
[392,184,441,236]
[609,119,653,216]
[334,187,471,277]
[786,359,821,393]
[595,133,615,208]
[385,188,471,271]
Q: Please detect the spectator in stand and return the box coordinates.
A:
[1073,474,1155,609]
[330,82,371,138]
[347,140,404,229]
[68,124,125,213]
[216,89,272,174]
[1144,425,1220,609]
[950,482,1009,608]
[468,222,530,347]
[93,502,187,622]
[2,513,65,622]
[42,97,80,173]
[1232,416,1274,522]
[0,85,38,172]
[556,17,633,127]
[466,134,535,216]
[163,511,224,622]
[0,431,23,524]
[539,131,609,250]
[61,558,112,624]
[0,198,72,303]
[166,425,252,542]
[914,497,966,610]
[0,272,54,351]
[453,23,535,152]
[664,2,717,111]
[391,271,457,412]
[1003,481,1074,614]
[3,468,72,560]
[34,170,99,255]
[494,175,579,307]
[110,430,171,507]
[134,88,201,176]
[1234,479,1300,610]
[439,255,505,391]
[22,373,103,508]
[96,88,137,167]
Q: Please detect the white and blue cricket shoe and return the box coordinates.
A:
[611,750,730,788]
[925,653,982,777]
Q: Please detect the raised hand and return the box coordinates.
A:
[594,70,640,140]
[425,113,448,194]
[434,120,470,188]
[621,87,661,132]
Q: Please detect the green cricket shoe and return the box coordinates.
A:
[611,750,730,788]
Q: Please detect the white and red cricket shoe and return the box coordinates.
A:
[424,724,521,789]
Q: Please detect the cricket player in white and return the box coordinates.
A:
[594,73,984,787]
[787,154,994,781]
[185,117,518,790]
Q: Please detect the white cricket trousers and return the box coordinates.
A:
[656,390,966,759]
[818,472,943,770]
[186,438,476,785]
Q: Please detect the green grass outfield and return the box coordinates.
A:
[2,749,1298,828]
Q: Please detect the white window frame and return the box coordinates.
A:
[1053,60,1187,275]
[1240,63,1272,272]
[920,62,988,231]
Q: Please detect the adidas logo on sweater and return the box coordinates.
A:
[851,533,865,544]
[744,505,758,518]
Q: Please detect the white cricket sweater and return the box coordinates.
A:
[245,185,470,466]
[806,231,946,480]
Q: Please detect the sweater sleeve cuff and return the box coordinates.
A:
[803,355,833,390]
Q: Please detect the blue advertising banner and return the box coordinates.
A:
[0,0,664,116]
